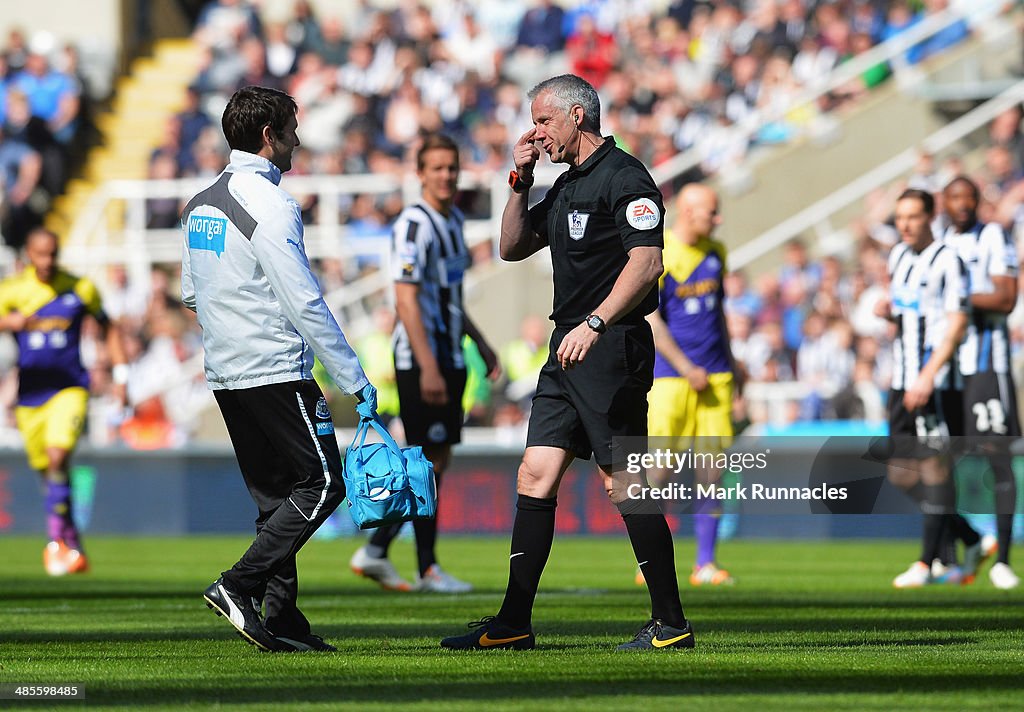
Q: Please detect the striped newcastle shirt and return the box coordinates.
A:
[390,201,471,372]
[888,239,968,391]
[942,221,1018,376]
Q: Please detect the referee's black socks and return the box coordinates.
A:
[617,497,686,629]
[496,494,557,630]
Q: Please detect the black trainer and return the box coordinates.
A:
[273,633,337,652]
[203,577,281,652]
[440,616,535,650]
[616,618,695,651]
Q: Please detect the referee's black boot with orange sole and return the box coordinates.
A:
[440,616,535,650]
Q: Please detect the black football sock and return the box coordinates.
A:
[617,497,685,628]
[992,455,1016,565]
[947,513,980,547]
[997,513,1014,566]
[413,471,441,576]
[939,525,958,566]
[920,513,945,566]
[496,494,556,630]
[413,517,438,577]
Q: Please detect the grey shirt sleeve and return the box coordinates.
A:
[251,200,370,394]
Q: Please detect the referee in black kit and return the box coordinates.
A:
[441,74,694,651]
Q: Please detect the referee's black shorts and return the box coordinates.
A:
[526,321,654,470]
[396,367,467,446]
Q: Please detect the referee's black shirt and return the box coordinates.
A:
[528,137,664,328]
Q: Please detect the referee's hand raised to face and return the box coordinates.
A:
[513,127,540,178]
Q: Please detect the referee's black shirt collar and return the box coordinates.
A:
[569,136,616,175]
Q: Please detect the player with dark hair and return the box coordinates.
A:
[350,133,500,593]
[183,85,377,651]
[942,176,1019,589]
[440,74,693,651]
[880,189,975,588]
[0,227,128,576]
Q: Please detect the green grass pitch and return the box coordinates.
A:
[1,535,1023,710]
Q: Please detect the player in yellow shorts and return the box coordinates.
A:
[0,228,127,575]
[643,185,739,586]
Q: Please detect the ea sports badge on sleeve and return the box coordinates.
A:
[626,198,661,230]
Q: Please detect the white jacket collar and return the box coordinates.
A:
[227,150,282,185]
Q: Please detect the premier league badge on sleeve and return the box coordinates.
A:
[568,210,590,241]
[399,240,418,277]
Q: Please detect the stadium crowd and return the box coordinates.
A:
[0,0,1010,449]
[154,0,974,225]
[0,29,88,249]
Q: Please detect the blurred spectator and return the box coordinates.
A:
[338,39,389,97]
[989,106,1024,172]
[981,145,1022,202]
[120,396,185,450]
[501,314,549,409]
[463,335,493,426]
[745,321,794,382]
[446,12,501,84]
[309,16,351,66]
[813,255,846,320]
[102,264,150,326]
[516,0,565,54]
[4,28,29,74]
[353,306,400,424]
[11,47,80,144]
[286,0,322,55]
[0,123,44,248]
[232,37,280,92]
[193,0,261,53]
[264,22,298,79]
[723,269,761,319]
[176,86,213,173]
[779,238,822,293]
[566,13,618,90]
[3,88,64,195]
[146,152,182,229]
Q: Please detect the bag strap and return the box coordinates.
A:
[348,417,373,467]
[349,413,404,461]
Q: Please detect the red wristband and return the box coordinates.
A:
[508,169,534,193]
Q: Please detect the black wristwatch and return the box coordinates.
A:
[586,314,607,334]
